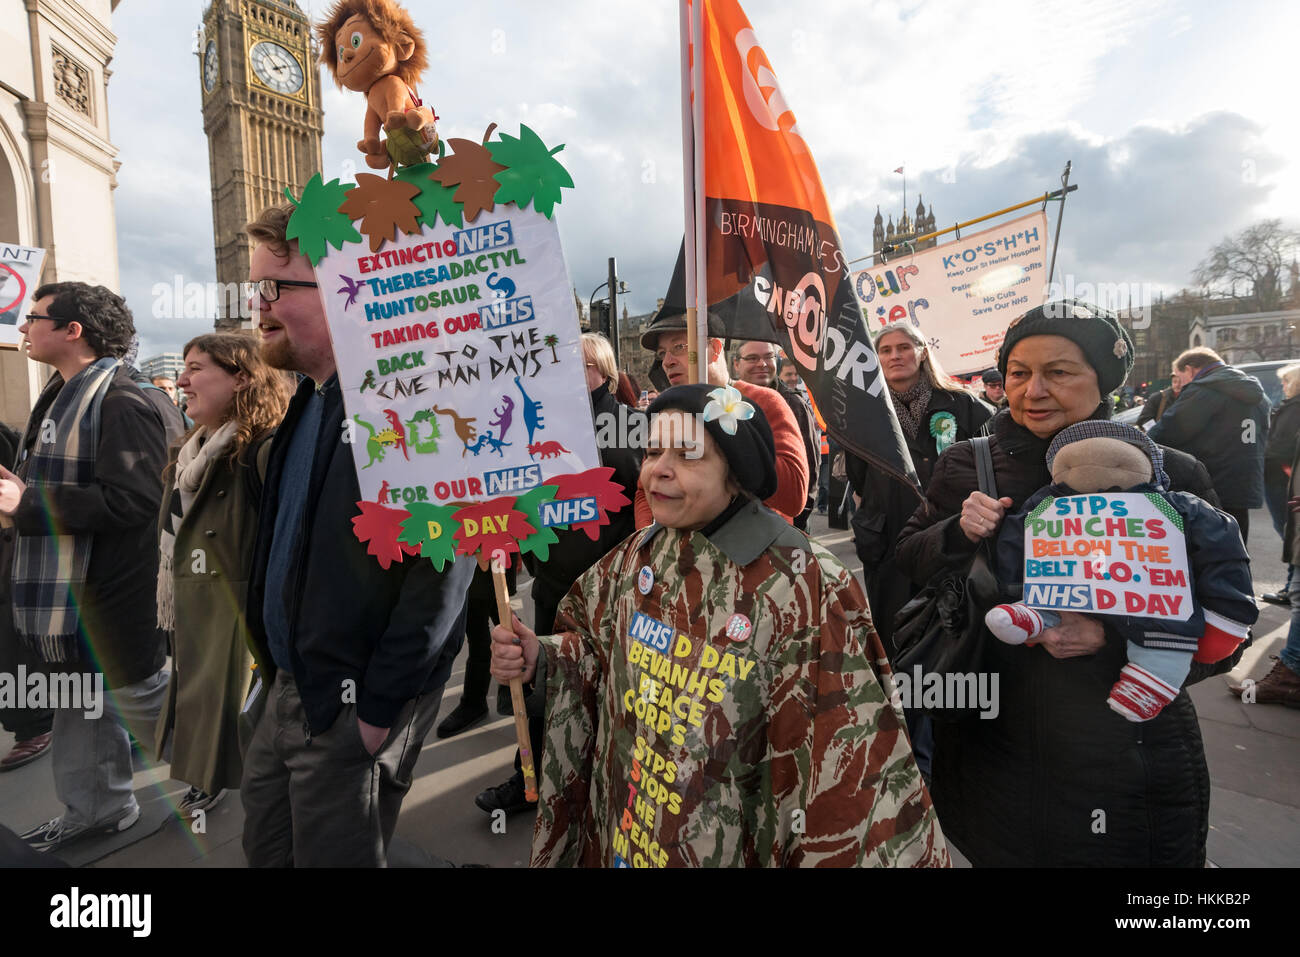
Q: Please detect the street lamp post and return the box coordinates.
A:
[607,257,618,367]
[589,257,629,367]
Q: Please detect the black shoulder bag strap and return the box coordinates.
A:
[973,435,998,500]
[969,435,1004,606]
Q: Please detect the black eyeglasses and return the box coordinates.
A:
[244,278,318,303]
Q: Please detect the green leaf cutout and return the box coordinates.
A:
[285,173,362,265]
[488,124,574,218]
[514,484,562,561]
[399,502,462,571]
[394,163,465,230]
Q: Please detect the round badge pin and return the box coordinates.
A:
[725,613,752,642]
[637,566,654,595]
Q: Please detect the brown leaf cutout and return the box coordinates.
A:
[428,127,506,222]
[338,174,423,253]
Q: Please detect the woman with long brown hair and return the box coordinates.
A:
[155,332,291,813]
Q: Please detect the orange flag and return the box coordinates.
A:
[685,0,918,491]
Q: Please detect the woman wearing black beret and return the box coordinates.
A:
[490,384,946,867]
[895,299,1240,867]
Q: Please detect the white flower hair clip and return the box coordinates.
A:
[702,385,755,435]
[1113,338,1129,358]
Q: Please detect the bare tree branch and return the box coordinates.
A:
[1193,219,1300,311]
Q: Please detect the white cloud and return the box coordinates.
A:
[104,0,1299,357]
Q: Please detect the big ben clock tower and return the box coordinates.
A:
[199,0,324,330]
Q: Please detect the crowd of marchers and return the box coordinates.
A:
[0,205,1295,867]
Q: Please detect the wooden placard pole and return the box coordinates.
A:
[491,557,537,802]
[685,306,699,385]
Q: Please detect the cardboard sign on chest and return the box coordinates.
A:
[625,585,760,683]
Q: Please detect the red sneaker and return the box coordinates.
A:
[985,604,1045,645]
[1108,664,1178,722]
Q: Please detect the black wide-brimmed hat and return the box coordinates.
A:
[639,308,727,350]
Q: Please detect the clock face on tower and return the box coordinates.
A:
[203,40,218,93]
[249,39,304,95]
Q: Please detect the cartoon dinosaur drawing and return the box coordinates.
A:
[382,409,409,461]
[338,275,366,309]
[528,440,571,460]
[377,480,391,504]
[515,376,544,445]
[464,430,512,458]
[353,414,404,469]
[432,405,478,457]
[483,431,511,457]
[485,271,516,300]
[488,395,515,441]
[404,408,441,455]
[360,369,377,392]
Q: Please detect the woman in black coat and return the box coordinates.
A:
[845,322,991,780]
[1264,364,1300,537]
[846,322,991,657]
[895,300,1240,867]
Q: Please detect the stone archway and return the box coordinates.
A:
[0,116,32,245]
[0,116,42,428]
[0,159,16,244]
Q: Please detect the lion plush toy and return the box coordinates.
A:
[983,421,1256,722]
[316,0,438,170]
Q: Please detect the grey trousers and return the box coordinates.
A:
[240,671,442,867]
[52,668,169,828]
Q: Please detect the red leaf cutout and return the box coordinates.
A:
[352,500,416,570]
[451,496,536,568]
[550,467,632,541]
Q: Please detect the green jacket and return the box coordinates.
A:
[154,435,271,792]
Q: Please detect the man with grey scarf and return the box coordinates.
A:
[3,282,169,854]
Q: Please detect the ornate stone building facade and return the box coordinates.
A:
[0,0,124,427]
[199,0,323,330]
[872,196,937,265]
[1117,292,1300,394]
[1187,308,1300,366]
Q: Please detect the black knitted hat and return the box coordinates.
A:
[647,384,777,500]
[997,299,1134,395]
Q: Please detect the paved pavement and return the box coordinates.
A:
[0,508,1296,867]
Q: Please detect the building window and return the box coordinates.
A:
[52,47,92,118]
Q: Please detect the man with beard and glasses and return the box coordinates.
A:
[237,204,475,867]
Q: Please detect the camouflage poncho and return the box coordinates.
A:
[531,501,948,868]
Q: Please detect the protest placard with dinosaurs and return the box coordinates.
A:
[288,124,622,571]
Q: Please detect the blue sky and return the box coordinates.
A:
[109,0,1298,356]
